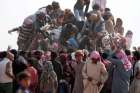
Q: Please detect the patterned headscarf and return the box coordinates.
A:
[90,51,101,60]
[116,50,132,71]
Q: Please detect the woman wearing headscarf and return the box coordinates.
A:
[82,51,108,93]
[39,61,58,93]
[108,49,132,93]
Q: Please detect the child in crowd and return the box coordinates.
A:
[16,72,31,93]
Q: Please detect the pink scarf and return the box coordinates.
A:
[116,50,132,71]
[90,51,101,59]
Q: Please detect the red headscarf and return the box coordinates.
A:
[90,51,101,60]
[116,50,132,71]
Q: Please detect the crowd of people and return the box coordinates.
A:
[1,0,140,93]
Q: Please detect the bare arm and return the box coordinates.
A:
[8,27,21,34]
[82,63,88,79]
[5,62,15,79]
[100,63,108,83]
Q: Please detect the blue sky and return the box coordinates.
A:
[0,0,140,50]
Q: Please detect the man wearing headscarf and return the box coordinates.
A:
[72,50,85,93]
[82,51,108,93]
[108,49,132,93]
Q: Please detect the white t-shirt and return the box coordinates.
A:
[0,58,13,83]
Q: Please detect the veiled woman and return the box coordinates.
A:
[40,61,58,93]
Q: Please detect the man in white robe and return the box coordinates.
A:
[82,51,108,93]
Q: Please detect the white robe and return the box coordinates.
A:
[82,60,108,93]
